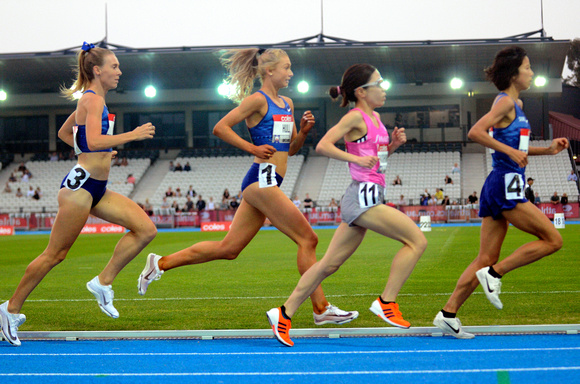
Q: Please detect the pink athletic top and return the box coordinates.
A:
[344,108,390,187]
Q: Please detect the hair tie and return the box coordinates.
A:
[81,41,95,52]
[257,48,266,55]
[253,48,266,66]
[337,86,341,94]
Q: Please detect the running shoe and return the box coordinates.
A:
[369,299,410,328]
[138,253,163,296]
[86,276,119,318]
[0,301,23,346]
[266,307,293,347]
[313,304,359,325]
[433,311,474,339]
[476,267,503,309]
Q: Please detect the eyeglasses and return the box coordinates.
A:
[358,78,384,89]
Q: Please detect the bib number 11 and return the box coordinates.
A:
[358,182,380,208]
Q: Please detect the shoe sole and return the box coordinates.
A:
[433,317,474,339]
[369,304,410,329]
[475,269,503,310]
[86,282,119,319]
[0,307,21,346]
[266,309,293,347]
[314,312,359,325]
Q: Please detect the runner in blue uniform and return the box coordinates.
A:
[138,48,357,325]
[434,46,569,338]
[0,42,156,346]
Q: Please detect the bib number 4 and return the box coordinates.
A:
[504,173,524,200]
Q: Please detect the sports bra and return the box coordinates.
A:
[74,90,114,154]
[248,90,293,152]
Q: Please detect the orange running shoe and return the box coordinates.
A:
[369,298,410,328]
[266,307,294,347]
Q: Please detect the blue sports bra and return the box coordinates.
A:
[74,90,114,154]
[248,90,293,152]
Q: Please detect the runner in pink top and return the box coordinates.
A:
[267,64,427,347]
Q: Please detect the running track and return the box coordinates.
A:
[1,334,579,383]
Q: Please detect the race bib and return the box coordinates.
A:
[272,115,292,144]
[505,173,524,200]
[107,113,115,135]
[358,182,380,208]
[73,126,82,155]
[64,165,91,191]
[378,145,389,174]
[259,163,277,188]
[519,128,530,153]
[488,128,495,154]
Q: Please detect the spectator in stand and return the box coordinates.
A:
[144,199,154,216]
[229,197,239,210]
[3,182,12,193]
[420,194,429,206]
[21,170,31,182]
[451,162,460,174]
[219,197,229,210]
[434,188,444,202]
[187,185,197,198]
[441,195,451,206]
[222,188,230,200]
[534,192,541,206]
[165,187,175,197]
[303,193,313,209]
[328,198,338,208]
[184,196,195,212]
[168,161,175,172]
[207,197,216,211]
[8,172,17,182]
[445,174,453,185]
[174,162,183,172]
[113,157,122,166]
[15,187,23,197]
[126,174,136,184]
[50,152,59,162]
[17,162,27,174]
[292,195,301,209]
[392,175,402,186]
[175,188,182,197]
[161,197,170,209]
[560,193,568,205]
[568,170,578,182]
[120,157,129,166]
[550,192,560,205]
[184,162,192,171]
[27,186,35,198]
[468,191,478,204]
[524,177,534,204]
[33,187,42,200]
[196,195,206,212]
[171,200,180,212]
[397,194,406,208]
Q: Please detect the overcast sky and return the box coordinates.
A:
[0,0,577,54]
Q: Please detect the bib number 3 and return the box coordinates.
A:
[259,163,277,188]
[65,165,90,191]
[505,173,524,200]
[358,182,380,208]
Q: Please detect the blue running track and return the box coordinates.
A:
[1,334,579,383]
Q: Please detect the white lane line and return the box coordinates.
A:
[1,366,579,376]
[4,346,580,357]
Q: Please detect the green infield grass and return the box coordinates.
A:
[1,225,578,332]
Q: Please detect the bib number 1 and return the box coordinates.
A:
[358,182,380,208]
[505,173,524,200]
[259,163,277,188]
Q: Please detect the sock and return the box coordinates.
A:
[379,296,395,305]
[280,305,291,320]
[488,266,502,279]
[441,309,456,318]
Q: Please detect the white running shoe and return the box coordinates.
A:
[313,304,359,325]
[86,276,119,318]
[138,253,163,296]
[433,311,474,339]
[476,267,503,309]
[0,301,23,346]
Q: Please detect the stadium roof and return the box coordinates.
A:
[0,33,571,96]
